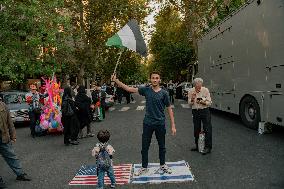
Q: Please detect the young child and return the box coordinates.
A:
[92,130,116,189]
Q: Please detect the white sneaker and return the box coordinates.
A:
[160,164,172,174]
[134,167,149,176]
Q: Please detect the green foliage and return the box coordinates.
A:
[0,0,71,84]
[149,0,246,81]
[0,0,150,85]
[64,0,151,85]
[148,5,194,81]
[1,0,246,86]
[207,0,246,29]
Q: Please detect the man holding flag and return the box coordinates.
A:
[108,20,176,175]
[111,72,176,176]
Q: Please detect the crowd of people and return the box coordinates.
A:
[0,72,213,189]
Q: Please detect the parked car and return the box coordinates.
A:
[0,91,30,124]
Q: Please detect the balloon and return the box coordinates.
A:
[39,76,63,132]
[40,114,45,122]
[55,115,61,123]
[41,120,49,129]
[51,121,57,128]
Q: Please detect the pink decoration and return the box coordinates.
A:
[39,76,63,132]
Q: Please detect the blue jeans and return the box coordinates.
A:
[0,140,24,176]
[97,166,115,188]
[141,123,166,168]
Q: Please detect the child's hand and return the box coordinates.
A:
[91,147,100,157]
[107,145,115,155]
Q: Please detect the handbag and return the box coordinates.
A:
[63,100,74,116]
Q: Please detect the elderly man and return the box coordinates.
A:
[188,78,212,155]
[0,101,31,188]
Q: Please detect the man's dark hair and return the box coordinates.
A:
[150,71,161,78]
[97,130,110,143]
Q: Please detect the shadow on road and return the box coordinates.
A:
[14,122,29,129]
[210,108,242,123]
[210,108,284,137]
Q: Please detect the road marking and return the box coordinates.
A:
[109,107,116,112]
[136,106,145,111]
[119,107,130,112]
[130,100,136,104]
[181,104,190,109]
[141,101,146,104]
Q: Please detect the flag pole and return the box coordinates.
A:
[113,49,124,75]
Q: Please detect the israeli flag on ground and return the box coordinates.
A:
[132,160,194,184]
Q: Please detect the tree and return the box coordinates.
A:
[0,0,151,86]
[156,0,246,58]
[64,0,151,85]
[0,0,72,85]
[148,0,246,81]
[149,5,194,81]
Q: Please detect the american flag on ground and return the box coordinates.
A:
[69,164,132,185]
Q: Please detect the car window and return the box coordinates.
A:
[4,94,27,104]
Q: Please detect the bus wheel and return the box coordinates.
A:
[240,96,261,130]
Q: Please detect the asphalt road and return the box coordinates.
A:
[1,94,284,189]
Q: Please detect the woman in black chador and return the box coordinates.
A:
[61,87,80,145]
[75,85,94,138]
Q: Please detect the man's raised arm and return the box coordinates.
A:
[111,74,138,93]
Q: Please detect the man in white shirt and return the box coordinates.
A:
[188,78,212,155]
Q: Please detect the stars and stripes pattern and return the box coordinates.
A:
[69,164,132,186]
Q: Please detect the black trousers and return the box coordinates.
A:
[192,108,212,149]
[62,115,80,144]
[169,89,174,104]
[125,93,130,104]
[28,111,41,137]
[169,95,174,104]
[117,94,123,103]
[141,123,166,168]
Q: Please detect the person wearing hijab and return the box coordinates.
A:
[75,85,94,138]
[62,86,80,145]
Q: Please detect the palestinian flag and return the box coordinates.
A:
[106,19,147,57]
